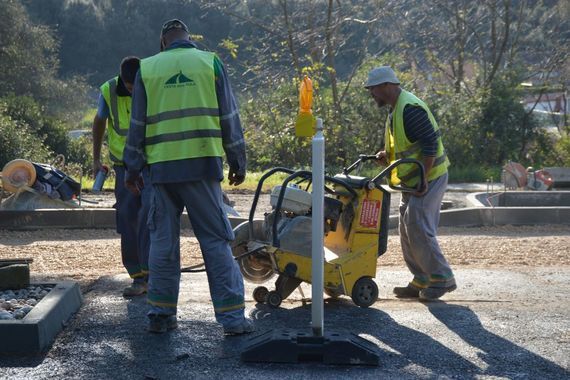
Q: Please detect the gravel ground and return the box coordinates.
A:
[1,268,568,379]
[0,191,568,287]
[0,193,569,378]
[0,223,568,288]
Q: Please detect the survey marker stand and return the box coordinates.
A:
[241,77,379,365]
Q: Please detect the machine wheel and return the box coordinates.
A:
[265,291,282,308]
[351,277,378,308]
[253,286,269,304]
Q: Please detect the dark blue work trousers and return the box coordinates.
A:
[146,179,246,328]
[114,165,151,281]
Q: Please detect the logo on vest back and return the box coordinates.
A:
[165,71,195,88]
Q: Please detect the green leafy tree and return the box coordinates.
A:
[241,60,388,172]
[2,95,69,155]
[476,72,540,165]
[553,135,570,166]
[0,102,51,167]
[66,136,93,173]
[0,0,88,121]
[425,89,482,168]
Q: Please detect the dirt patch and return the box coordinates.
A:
[1,224,568,287]
[2,190,568,285]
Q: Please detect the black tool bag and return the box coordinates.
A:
[32,163,81,201]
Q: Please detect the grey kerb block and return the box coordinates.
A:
[0,281,82,354]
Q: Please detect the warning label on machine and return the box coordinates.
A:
[359,199,380,228]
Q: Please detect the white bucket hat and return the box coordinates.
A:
[364,66,400,88]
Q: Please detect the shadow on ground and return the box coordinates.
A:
[1,275,568,379]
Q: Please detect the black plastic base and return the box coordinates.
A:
[241,329,379,366]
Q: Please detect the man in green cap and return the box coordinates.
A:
[124,19,252,335]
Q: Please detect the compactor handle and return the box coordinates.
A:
[342,154,380,175]
[372,158,425,193]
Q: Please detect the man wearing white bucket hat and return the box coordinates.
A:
[365,66,456,301]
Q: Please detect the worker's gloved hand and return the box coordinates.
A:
[375,150,388,166]
[125,173,144,196]
[228,169,245,186]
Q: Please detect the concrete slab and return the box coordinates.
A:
[388,207,570,229]
[0,209,116,230]
[0,282,82,354]
[0,270,568,378]
[447,182,503,192]
[0,264,30,290]
[468,191,570,207]
[0,209,247,230]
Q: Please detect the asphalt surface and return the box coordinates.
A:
[1,268,568,379]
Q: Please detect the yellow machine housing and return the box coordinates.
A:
[232,156,422,308]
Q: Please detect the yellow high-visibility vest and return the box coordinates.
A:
[140,48,223,164]
[385,90,450,187]
[100,77,131,163]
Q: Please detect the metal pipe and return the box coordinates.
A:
[311,118,324,337]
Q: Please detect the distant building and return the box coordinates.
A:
[521,69,568,134]
[67,129,91,140]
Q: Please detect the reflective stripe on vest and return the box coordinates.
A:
[398,151,448,183]
[395,130,442,159]
[100,77,131,163]
[385,90,450,187]
[140,48,223,164]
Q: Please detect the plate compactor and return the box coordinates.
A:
[232,155,424,308]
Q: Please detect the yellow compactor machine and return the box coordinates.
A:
[232,155,424,308]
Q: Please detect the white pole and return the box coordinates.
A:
[311,118,324,336]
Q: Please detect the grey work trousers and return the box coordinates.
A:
[146,179,246,328]
[399,173,455,289]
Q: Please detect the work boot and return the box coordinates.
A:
[419,285,457,301]
[147,314,178,334]
[122,281,147,297]
[223,318,255,336]
[393,284,420,299]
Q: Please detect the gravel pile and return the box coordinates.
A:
[0,285,53,320]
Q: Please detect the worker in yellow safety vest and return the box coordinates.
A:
[365,66,456,301]
[92,57,151,297]
[123,19,253,335]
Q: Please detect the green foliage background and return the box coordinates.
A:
[0,0,568,185]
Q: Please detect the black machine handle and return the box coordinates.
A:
[371,158,425,193]
[247,167,358,248]
[342,155,425,193]
[342,154,379,175]
[270,171,358,247]
[249,157,424,246]
[248,167,296,239]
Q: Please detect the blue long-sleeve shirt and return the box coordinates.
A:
[123,40,246,184]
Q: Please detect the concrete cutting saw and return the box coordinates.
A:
[231,155,424,308]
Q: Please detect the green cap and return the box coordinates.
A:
[161,19,188,36]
